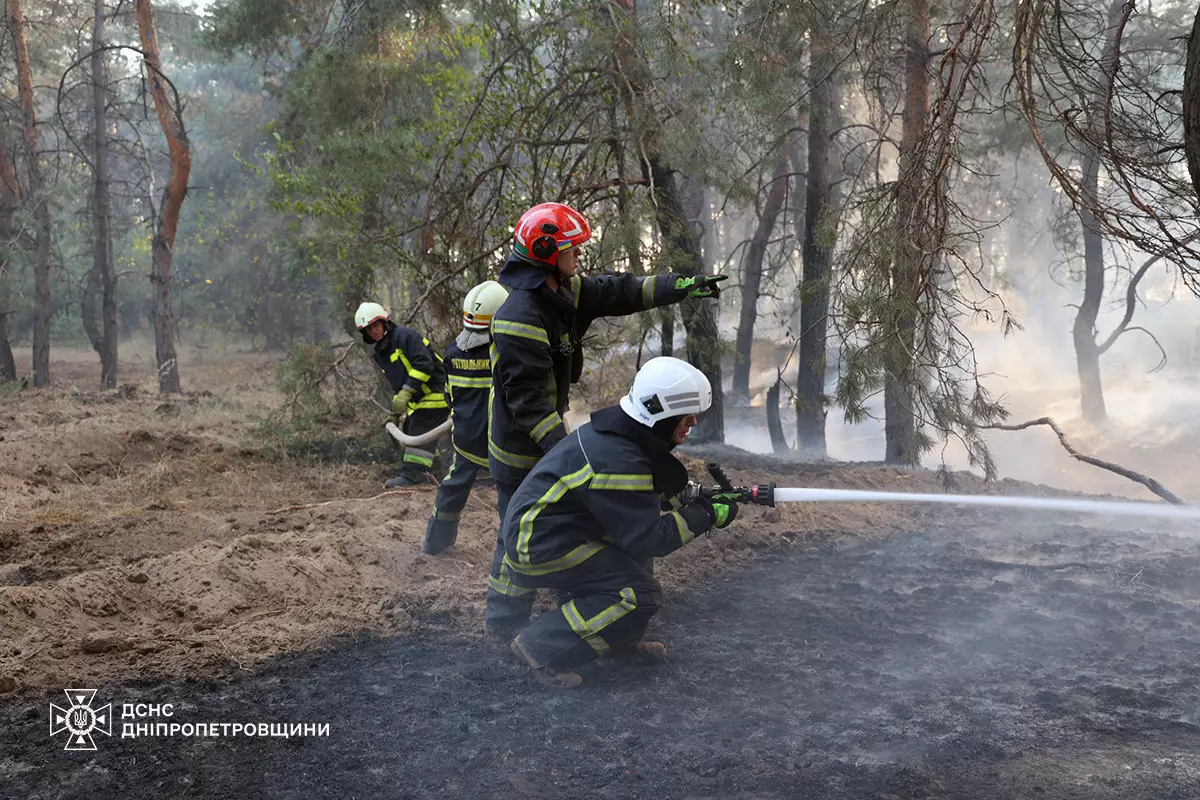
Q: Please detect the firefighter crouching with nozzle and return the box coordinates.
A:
[503,356,741,688]
[423,280,509,555]
[354,302,450,489]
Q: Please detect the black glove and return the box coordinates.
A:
[682,495,739,534]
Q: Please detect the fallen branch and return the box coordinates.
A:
[983,417,1185,505]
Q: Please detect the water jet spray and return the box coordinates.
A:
[686,463,1200,525]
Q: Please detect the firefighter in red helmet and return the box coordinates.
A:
[483,201,728,637]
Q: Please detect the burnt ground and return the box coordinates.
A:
[4,512,1200,800]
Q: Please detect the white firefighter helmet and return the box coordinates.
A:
[354,301,389,331]
[620,356,713,427]
[462,281,509,330]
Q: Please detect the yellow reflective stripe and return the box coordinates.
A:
[671,510,694,546]
[448,375,492,389]
[517,464,594,562]
[404,452,434,467]
[659,493,684,510]
[562,588,639,654]
[389,350,401,363]
[488,439,541,469]
[492,319,549,345]
[410,393,447,410]
[590,473,653,491]
[530,412,564,444]
[587,587,638,632]
[502,542,606,576]
[487,573,535,598]
[568,275,582,309]
[394,349,433,383]
[453,442,489,467]
[562,601,610,655]
[641,275,655,309]
[488,560,535,597]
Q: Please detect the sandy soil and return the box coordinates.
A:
[0,345,948,698]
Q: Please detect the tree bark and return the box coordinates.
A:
[11,0,52,387]
[649,157,724,443]
[884,0,930,466]
[90,0,118,388]
[1184,4,1200,202]
[606,0,722,440]
[0,139,19,382]
[731,148,789,403]
[765,376,789,455]
[797,38,839,457]
[1071,0,1127,425]
[136,0,190,394]
[1075,153,1107,424]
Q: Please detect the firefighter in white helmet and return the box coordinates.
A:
[499,357,740,688]
[354,301,449,488]
[423,281,509,554]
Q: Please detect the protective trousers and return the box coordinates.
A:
[509,547,663,672]
[484,481,536,634]
[396,407,450,481]
[423,451,484,554]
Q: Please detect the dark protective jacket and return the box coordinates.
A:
[500,406,715,574]
[444,336,491,466]
[371,323,448,411]
[488,256,690,486]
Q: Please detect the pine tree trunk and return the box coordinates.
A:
[1071,0,1125,425]
[0,139,19,382]
[1076,154,1108,424]
[731,149,789,404]
[649,157,724,444]
[92,0,117,389]
[136,0,189,394]
[797,40,839,457]
[660,311,674,358]
[11,0,52,387]
[1184,4,1200,201]
[884,0,930,466]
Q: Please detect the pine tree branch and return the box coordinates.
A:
[982,416,1185,505]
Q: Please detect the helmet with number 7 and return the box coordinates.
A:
[512,203,592,269]
[462,280,509,331]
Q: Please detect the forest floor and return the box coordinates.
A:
[1,344,1199,798]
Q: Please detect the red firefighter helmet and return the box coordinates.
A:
[512,202,592,268]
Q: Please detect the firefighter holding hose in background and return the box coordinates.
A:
[354,302,449,489]
[502,356,741,688]
[482,201,728,637]
[423,280,509,555]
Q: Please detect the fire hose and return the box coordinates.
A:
[384,419,452,448]
[682,463,1200,524]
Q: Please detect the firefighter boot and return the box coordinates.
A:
[510,636,583,689]
[633,639,668,660]
[423,518,459,555]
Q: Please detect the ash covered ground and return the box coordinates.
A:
[4,511,1200,799]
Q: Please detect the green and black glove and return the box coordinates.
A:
[707,492,740,529]
[389,387,414,426]
[675,274,729,299]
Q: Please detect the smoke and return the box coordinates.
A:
[727,236,1200,501]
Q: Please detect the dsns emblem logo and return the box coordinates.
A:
[50,689,112,751]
